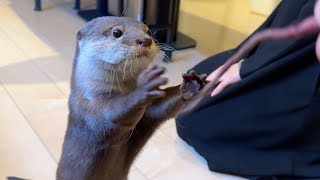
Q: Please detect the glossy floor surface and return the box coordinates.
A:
[0,0,268,179]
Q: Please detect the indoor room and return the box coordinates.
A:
[2,0,320,180]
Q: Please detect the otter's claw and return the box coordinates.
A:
[183,71,207,88]
[180,70,207,101]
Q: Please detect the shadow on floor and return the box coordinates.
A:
[7,177,30,180]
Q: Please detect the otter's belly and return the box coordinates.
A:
[91,144,131,180]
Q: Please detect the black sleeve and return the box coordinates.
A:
[190,2,282,75]
[240,0,315,78]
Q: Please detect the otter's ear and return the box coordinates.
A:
[76,30,84,41]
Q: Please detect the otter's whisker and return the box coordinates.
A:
[136,52,140,75]
[152,31,158,36]
[132,49,139,78]
[157,50,172,64]
[115,69,122,92]
[130,55,134,78]
[110,67,116,94]
[152,37,160,44]
[108,68,112,95]
[176,120,185,128]
[156,42,169,46]
[134,127,139,134]
[123,54,130,79]
[156,44,176,51]
[158,46,176,51]
[121,7,128,17]
[125,130,134,143]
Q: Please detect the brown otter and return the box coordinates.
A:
[56,17,207,180]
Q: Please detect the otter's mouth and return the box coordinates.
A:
[135,50,150,58]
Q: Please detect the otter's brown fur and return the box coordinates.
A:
[56,17,207,180]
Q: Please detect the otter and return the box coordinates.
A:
[56,17,207,180]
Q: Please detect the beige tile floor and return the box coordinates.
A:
[0,0,269,179]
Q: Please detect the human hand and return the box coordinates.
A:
[315,0,320,60]
[206,62,242,97]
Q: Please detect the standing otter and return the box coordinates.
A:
[56,17,207,180]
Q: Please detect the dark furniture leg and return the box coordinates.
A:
[74,0,81,10]
[77,0,112,22]
[164,0,174,63]
[171,0,196,50]
[96,0,109,16]
[164,27,173,62]
[35,0,42,11]
[146,0,196,62]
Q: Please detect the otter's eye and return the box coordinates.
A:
[147,29,152,36]
[113,29,123,38]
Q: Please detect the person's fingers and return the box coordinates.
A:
[211,81,229,97]
[315,0,320,61]
[206,71,218,81]
[206,66,223,81]
[315,0,320,25]
[316,35,320,61]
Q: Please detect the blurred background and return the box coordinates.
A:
[0,0,279,179]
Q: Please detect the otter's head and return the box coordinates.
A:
[76,17,157,76]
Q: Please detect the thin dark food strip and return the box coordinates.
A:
[181,16,320,114]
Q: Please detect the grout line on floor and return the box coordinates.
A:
[0,26,63,165]
[0,26,69,97]
[136,168,149,180]
[0,80,58,165]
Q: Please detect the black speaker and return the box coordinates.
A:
[124,0,195,50]
[144,0,175,44]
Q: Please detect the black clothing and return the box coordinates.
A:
[176,0,320,179]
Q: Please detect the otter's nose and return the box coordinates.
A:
[136,38,152,47]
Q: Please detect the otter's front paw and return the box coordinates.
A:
[135,65,168,105]
[181,70,207,101]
